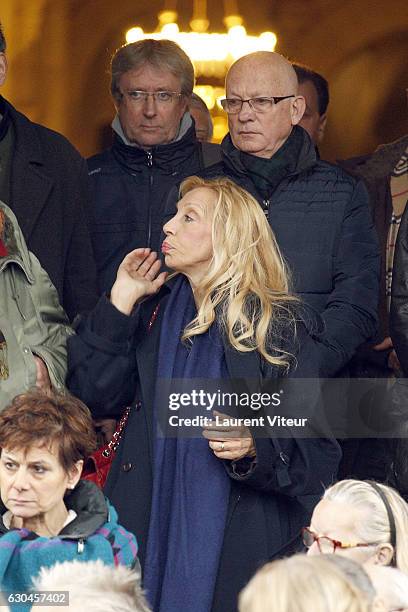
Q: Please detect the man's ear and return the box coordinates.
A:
[291,95,306,125]
[0,53,8,87]
[317,113,328,144]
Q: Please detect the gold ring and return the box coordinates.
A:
[220,442,225,451]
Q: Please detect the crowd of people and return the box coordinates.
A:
[0,17,408,612]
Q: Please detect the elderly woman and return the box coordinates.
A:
[0,202,72,409]
[303,479,408,574]
[0,390,139,601]
[67,177,341,612]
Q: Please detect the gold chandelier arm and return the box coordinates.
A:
[158,0,178,28]
[190,0,209,32]
[223,0,243,28]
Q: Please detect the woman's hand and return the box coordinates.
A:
[110,248,168,315]
[202,410,256,461]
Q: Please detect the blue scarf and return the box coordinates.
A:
[143,276,230,612]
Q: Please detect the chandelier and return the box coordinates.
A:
[125,0,277,79]
[124,0,277,141]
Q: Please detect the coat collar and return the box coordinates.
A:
[339,135,408,180]
[111,121,199,174]
[0,201,34,282]
[0,480,108,539]
[1,96,54,241]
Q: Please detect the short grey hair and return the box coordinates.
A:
[32,560,150,612]
[110,39,195,102]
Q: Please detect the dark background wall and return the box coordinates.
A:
[2,0,407,160]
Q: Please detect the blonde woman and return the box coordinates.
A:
[68,177,341,612]
[239,554,373,612]
[304,479,408,574]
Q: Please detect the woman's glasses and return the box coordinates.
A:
[301,527,379,554]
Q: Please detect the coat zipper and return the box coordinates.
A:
[147,151,153,247]
[263,199,270,217]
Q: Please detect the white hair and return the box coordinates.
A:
[365,565,408,610]
[239,554,371,612]
[323,479,408,573]
[32,560,150,612]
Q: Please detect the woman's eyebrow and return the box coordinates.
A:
[1,453,16,462]
[28,460,51,467]
[179,201,206,213]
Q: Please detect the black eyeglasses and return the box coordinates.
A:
[220,95,295,114]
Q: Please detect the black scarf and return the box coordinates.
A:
[239,125,305,200]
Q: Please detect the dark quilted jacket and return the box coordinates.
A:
[87,124,216,293]
[166,128,380,376]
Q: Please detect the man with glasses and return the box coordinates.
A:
[88,39,220,294]
[203,51,380,377]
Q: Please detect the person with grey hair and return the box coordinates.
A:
[189,92,214,142]
[88,38,220,294]
[32,559,150,612]
[238,554,373,612]
[304,479,408,573]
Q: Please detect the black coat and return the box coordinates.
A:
[391,201,408,375]
[67,286,341,612]
[165,130,380,376]
[1,96,98,320]
[340,136,408,376]
[87,124,220,293]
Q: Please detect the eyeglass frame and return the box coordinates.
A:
[220,95,295,114]
[301,527,380,554]
[118,90,184,104]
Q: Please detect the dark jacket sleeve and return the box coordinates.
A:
[223,319,341,497]
[317,179,380,375]
[391,205,408,374]
[63,158,99,320]
[67,296,138,417]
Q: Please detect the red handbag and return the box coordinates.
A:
[82,407,131,488]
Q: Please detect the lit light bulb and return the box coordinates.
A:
[161,23,179,37]
[125,27,144,43]
[228,25,247,39]
[259,31,277,50]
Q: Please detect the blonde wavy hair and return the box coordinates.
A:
[178,176,298,368]
[323,479,408,574]
[239,554,372,612]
